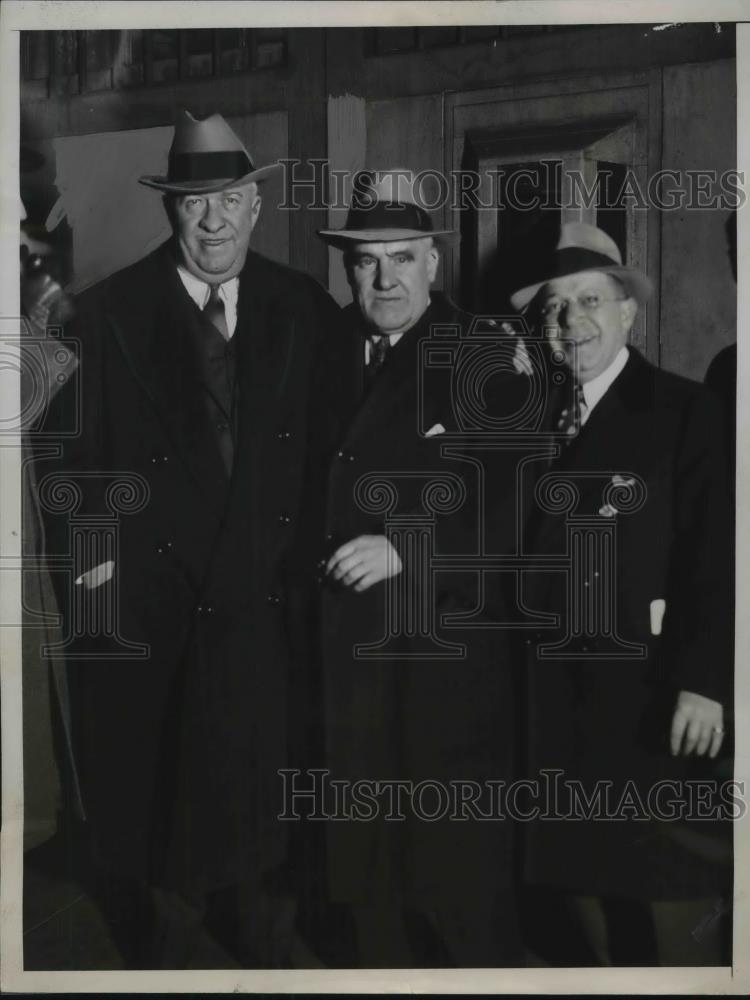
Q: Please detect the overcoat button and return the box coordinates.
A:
[197,604,215,615]
[277,430,291,441]
[267,593,281,606]
[156,541,173,555]
[278,513,291,525]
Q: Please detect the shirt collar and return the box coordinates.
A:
[176,265,239,310]
[581,346,629,413]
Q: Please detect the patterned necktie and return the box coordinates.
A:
[366,334,391,382]
[203,284,230,341]
[556,381,586,442]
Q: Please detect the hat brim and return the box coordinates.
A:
[139,161,282,194]
[317,227,460,249]
[511,264,653,312]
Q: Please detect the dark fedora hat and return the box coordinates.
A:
[139,110,281,195]
[317,169,459,248]
[510,221,653,311]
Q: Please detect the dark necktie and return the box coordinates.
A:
[203,284,230,341]
[366,334,391,385]
[556,381,586,442]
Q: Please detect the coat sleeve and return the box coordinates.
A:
[661,384,733,705]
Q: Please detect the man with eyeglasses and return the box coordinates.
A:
[508,222,732,965]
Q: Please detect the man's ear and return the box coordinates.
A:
[619,297,638,334]
[426,244,440,283]
[249,192,262,234]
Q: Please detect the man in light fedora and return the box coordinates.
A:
[508,221,732,965]
[313,170,523,967]
[41,110,347,967]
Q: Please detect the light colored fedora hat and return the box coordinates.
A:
[139,110,281,195]
[317,169,459,248]
[510,221,653,311]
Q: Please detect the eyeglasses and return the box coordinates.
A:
[539,294,625,322]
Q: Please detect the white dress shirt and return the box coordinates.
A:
[177,266,239,338]
[580,346,629,426]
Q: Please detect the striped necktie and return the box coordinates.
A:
[366,334,391,383]
[556,381,586,442]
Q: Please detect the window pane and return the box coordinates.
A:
[85,30,116,71]
[21,32,50,80]
[185,29,214,78]
[374,27,417,55]
[216,28,248,73]
[52,31,77,76]
[462,26,501,42]
[253,28,287,69]
[419,27,459,48]
[151,29,178,83]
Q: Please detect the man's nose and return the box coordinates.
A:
[198,201,225,232]
[374,260,396,289]
[558,298,584,324]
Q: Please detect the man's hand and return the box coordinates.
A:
[499,324,533,376]
[670,690,725,757]
[326,535,402,593]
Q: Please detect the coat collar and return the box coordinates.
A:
[341,293,463,444]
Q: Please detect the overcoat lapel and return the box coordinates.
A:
[523,350,646,603]
[234,253,297,443]
[108,244,228,510]
[341,319,424,447]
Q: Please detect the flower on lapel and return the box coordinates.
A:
[599,475,636,517]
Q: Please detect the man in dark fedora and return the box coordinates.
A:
[508,221,732,965]
[313,170,523,967]
[41,110,346,967]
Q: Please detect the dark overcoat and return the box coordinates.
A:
[517,347,732,899]
[320,294,517,908]
[41,241,346,898]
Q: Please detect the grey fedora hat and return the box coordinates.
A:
[510,222,653,311]
[139,110,281,195]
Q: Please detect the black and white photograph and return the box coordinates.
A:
[0,0,747,992]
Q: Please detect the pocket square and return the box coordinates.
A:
[75,560,115,591]
[650,598,666,636]
[425,423,446,437]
